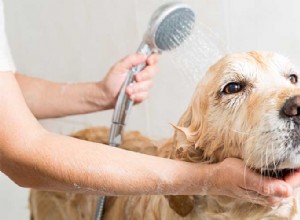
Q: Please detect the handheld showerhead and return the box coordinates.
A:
[110,3,195,146]
[144,2,195,51]
[95,4,195,220]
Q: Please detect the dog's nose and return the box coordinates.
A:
[282,95,300,119]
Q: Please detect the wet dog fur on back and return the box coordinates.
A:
[30,51,300,219]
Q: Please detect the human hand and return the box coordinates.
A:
[99,53,159,109]
[203,158,292,207]
[284,169,300,190]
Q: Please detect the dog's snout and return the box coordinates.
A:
[282,95,300,120]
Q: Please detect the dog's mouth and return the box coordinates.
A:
[260,168,300,179]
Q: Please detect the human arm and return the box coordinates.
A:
[0,73,292,205]
[3,72,197,194]
[15,54,158,119]
[0,72,219,195]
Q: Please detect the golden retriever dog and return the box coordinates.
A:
[30,51,300,219]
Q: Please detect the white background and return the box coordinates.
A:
[1,0,300,219]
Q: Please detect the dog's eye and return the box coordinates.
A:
[223,83,243,94]
[289,74,298,84]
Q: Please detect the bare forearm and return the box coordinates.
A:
[2,129,211,195]
[0,73,292,202]
[15,73,109,119]
[14,54,159,119]
[0,72,203,195]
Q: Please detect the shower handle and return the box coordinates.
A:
[109,43,153,147]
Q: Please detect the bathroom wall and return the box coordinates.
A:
[1,0,300,219]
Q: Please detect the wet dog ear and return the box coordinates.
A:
[172,124,195,158]
[172,94,207,162]
[165,195,195,217]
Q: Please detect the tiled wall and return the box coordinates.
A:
[1,0,300,219]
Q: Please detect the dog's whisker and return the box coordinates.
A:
[271,142,276,172]
[265,144,269,172]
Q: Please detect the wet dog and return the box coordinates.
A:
[30,51,300,219]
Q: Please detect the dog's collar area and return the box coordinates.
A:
[260,168,300,179]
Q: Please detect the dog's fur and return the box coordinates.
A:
[30,51,300,219]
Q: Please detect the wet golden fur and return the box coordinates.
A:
[30,51,300,219]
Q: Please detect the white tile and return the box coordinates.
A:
[227,0,300,64]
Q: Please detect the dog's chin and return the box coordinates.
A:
[259,157,300,179]
[255,140,300,179]
[260,168,300,179]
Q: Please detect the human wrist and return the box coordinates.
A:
[84,81,114,111]
[161,160,217,195]
[187,162,221,195]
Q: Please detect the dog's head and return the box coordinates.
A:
[173,51,300,175]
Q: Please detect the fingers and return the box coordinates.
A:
[208,158,293,209]
[135,65,159,82]
[146,54,159,65]
[220,158,292,198]
[119,53,159,103]
[227,188,281,207]
[119,53,159,82]
[243,193,282,207]
[120,54,147,68]
[120,53,159,68]
[228,180,284,207]
[129,92,149,104]
[222,181,284,207]
[240,186,291,208]
[126,81,153,94]
[242,172,292,198]
[221,183,283,207]
[126,80,153,103]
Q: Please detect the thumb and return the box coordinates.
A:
[244,170,292,198]
[121,54,147,68]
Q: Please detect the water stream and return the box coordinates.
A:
[166,20,227,86]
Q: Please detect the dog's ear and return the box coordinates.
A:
[165,195,195,217]
[172,87,208,162]
[172,124,194,153]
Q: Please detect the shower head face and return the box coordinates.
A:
[146,3,195,51]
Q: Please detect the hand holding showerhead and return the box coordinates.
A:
[110,2,196,147]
